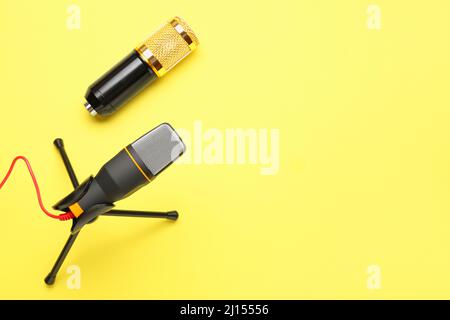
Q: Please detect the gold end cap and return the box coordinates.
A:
[171,16,200,50]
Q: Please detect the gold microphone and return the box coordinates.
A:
[84,16,199,117]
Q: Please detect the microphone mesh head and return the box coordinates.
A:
[136,17,199,77]
[130,123,185,176]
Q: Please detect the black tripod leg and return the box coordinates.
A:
[45,138,81,285]
[103,210,179,220]
[44,231,80,285]
[53,138,79,188]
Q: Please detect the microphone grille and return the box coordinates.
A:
[130,123,185,177]
[136,17,199,77]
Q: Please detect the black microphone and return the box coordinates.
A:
[54,123,185,233]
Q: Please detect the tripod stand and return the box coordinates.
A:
[44,138,178,285]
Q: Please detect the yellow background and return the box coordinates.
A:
[1,0,450,299]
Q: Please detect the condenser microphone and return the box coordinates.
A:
[84,16,199,117]
[53,123,185,233]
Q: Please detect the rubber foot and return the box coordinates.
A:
[44,274,56,285]
[53,138,64,149]
[167,211,179,221]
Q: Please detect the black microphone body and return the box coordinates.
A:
[85,51,158,116]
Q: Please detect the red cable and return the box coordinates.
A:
[0,156,74,221]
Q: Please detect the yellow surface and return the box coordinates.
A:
[1,0,450,299]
